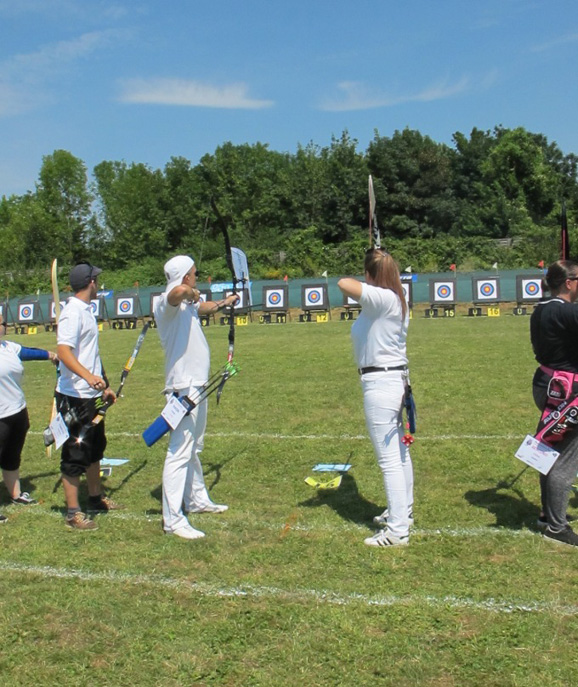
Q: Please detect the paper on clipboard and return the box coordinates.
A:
[515,434,560,475]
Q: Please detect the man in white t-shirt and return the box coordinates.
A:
[154,255,239,540]
[56,262,125,530]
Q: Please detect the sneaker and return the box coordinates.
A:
[87,496,126,512]
[536,513,575,530]
[186,502,228,514]
[373,507,414,528]
[364,530,409,547]
[543,525,578,547]
[65,512,98,531]
[11,492,37,506]
[0,514,7,523]
[166,526,205,540]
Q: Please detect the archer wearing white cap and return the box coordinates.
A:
[154,255,239,540]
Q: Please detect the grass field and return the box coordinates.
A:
[2,314,578,686]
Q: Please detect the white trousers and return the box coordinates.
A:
[162,393,211,533]
[362,370,414,538]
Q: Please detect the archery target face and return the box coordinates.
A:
[116,297,134,317]
[432,281,455,303]
[520,278,542,301]
[50,300,66,319]
[265,288,285,309]
[225,289,245,310]
[346,295,359,306]
[304,287,325,308]
[90,299,101,318]
[474,279,499,302]
[198,293,208,303]
[18,304,34,322]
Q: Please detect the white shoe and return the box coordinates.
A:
[364,529,409,547]
[167,526,205,540]
[373,507,414,528]
[186,502,228,514]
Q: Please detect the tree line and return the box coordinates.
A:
[1,126,577,295]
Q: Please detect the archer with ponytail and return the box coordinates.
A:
[338,249,414,547]
[530,259,578,546]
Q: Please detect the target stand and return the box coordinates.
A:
[514,275,543,315]
[340,293,360,321]
[220,287,251,327]
[468,277,501,317]
[401,275,414,320]
[300,283,330,323]
[426,279,456,318]
[148,291,164,329]
[0,300,15,332]
[15,299,45,335]
[259,285,289,324]
[111,291,142,330]
[45,294,66,332]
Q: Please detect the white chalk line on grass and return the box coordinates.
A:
[0,560,575,616]
[10,504,537,540]
[30,430,523,442]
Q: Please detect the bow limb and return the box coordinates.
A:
[368,175,382,250]
[210,198,238,402]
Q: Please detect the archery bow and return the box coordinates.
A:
[561,200,570,261]
[46,259,61,457]
[368,175,382,250]
[142,360,240,446]
[210,198,244,403]
[91,321,151,425]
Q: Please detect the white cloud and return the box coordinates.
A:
[0,30,126,117]
[531,32,578,53]
[319,77,471,112]
[118,77,274,110]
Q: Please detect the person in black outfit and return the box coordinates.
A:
[530,259,578,546]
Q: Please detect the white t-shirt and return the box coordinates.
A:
[56,296,102,398]
[0,341,26,418]
[154,293,210,391]
[350,283,409,369]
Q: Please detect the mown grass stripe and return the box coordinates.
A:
[8,504,538,539]
[29,430,524,441]
[0,560,575,616]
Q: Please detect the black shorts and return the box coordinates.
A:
[56,393,107,478]
[0,407,30,471]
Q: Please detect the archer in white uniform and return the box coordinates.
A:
[0,313,57,522]
[154,255,239,540]
[338,249,414,547]
[56,262,124,531]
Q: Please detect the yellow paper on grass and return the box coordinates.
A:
[304,475,342,490]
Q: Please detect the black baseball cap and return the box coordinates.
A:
[69,262,102,291]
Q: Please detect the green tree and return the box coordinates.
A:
[93,160,169,267]
[36,150,94,263]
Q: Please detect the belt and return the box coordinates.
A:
[358,365,407,375]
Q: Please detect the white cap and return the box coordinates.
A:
[164,255,195,293]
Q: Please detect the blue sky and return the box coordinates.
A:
[1,0,577,198]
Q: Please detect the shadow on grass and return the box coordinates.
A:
[148,448,244,513]
[464,480,539,530]
[299,473,380,530]
[107,459,148,496]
